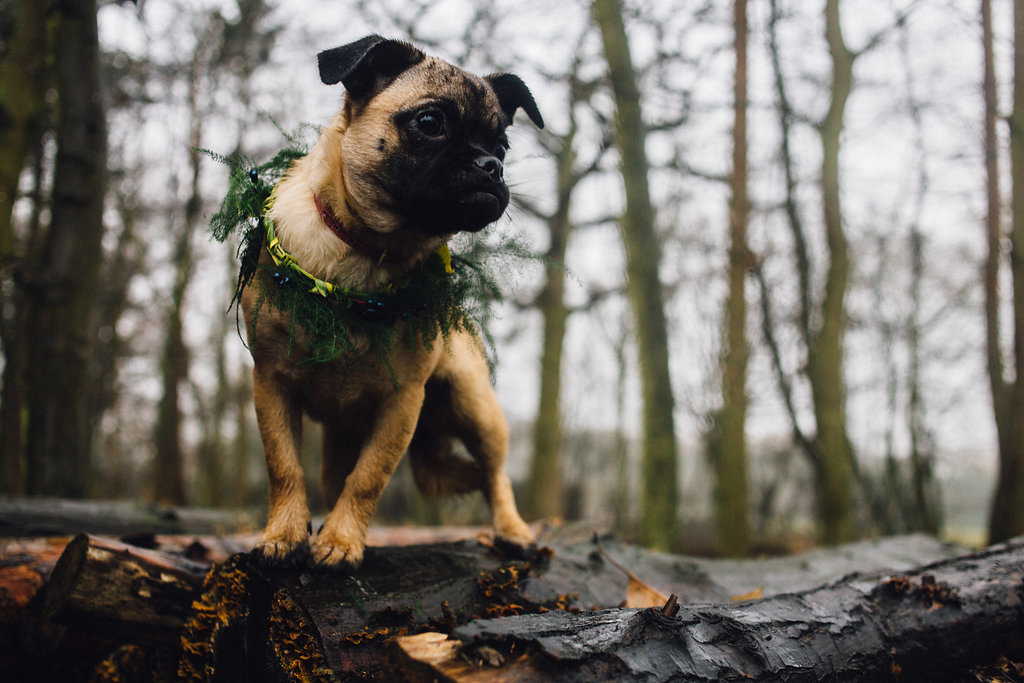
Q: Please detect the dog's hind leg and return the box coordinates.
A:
[444,335,535,553]
[408,378,485,498]
[320,418,367,510]
[251,368,311,567]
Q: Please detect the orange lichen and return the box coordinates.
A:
[176,556,254,679]
[268,589,339,682]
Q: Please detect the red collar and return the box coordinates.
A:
[313,193,393,261]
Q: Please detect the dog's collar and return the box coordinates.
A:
[314,193,419,265]
[264,186,454,301]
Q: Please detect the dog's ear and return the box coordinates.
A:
[486,73,544,129]
[318,35,425,101]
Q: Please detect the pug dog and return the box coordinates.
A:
[242,35,544,570]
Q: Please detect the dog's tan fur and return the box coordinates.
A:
[243,48,534,569]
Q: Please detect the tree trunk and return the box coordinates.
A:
[23,0,107,497]
[712,0,751,557]
[592,0,680,552]
[982,0,1004,471]
[808,0,856,545]
[152,203,194,506]
[526,107,576,521]
[762,0,829,521]
[767,0,814,352]
[0,145,42,496]
[0,1,49,496]
[898,22,941,534]
[611,319,632,532]
[88,184,144,498]
[990,0,1024,543]
[154,37,212,504]
[0,0,48,261]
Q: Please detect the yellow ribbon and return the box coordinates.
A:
[265,216,337,297]
[262,183,452,299]
[437,244,454,274]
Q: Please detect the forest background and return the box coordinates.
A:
[1,0,1019,557]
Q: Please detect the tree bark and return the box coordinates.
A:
[898,21,941,534]
[807,0,856,545]
[38,534,208,632]
[762,0,829,514]
[988,0,1024,544]
[526,94,578,521]
[154,24,215,504]
[0,1,49,496]
[767,0,814,352]
[152,205,193,504]
[23,0,108,497]
[0,497,260,537]
[982,0,1004,462]
[712,0,751,557]
[592,0,680,552]
[8,524,988,681]
[395,538,1024,682]
[0,0,48,262]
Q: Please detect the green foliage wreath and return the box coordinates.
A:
[201,129,534,373]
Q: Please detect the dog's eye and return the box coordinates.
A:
[495,142,508,161]
[415,110,445,137]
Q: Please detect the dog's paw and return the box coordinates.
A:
[493,534,539,561]
[309,537,363,573]
[251,537,310,570]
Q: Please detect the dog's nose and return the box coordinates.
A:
[474,155,503,182]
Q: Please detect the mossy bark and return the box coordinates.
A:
[592,0,680,552]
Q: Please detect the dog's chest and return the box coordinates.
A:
[268,332,443,422]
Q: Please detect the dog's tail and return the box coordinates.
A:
[407,442,484,499]
[407,378,486,499]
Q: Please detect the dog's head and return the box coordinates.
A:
[317,35,544,237]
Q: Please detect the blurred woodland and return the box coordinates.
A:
[0,0,1021,557]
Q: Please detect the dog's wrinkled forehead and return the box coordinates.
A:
[319,36,544,130]
[381,57,504,125]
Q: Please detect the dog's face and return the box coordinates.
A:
[318,36,544,236]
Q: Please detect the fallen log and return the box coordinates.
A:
[2,528,1014,681]
[38,533,208,632]
[174,534,968,680]
[0,496,259,538]
[3,534,209,682]
[0,537,70,622]
[388,537,1024,681]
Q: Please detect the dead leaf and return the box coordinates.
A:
[731,586,764,602]
[594,535,670,608]
[626,575,670,608]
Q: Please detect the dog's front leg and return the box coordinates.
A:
[251,367,311,567]
[311,385,425,571]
